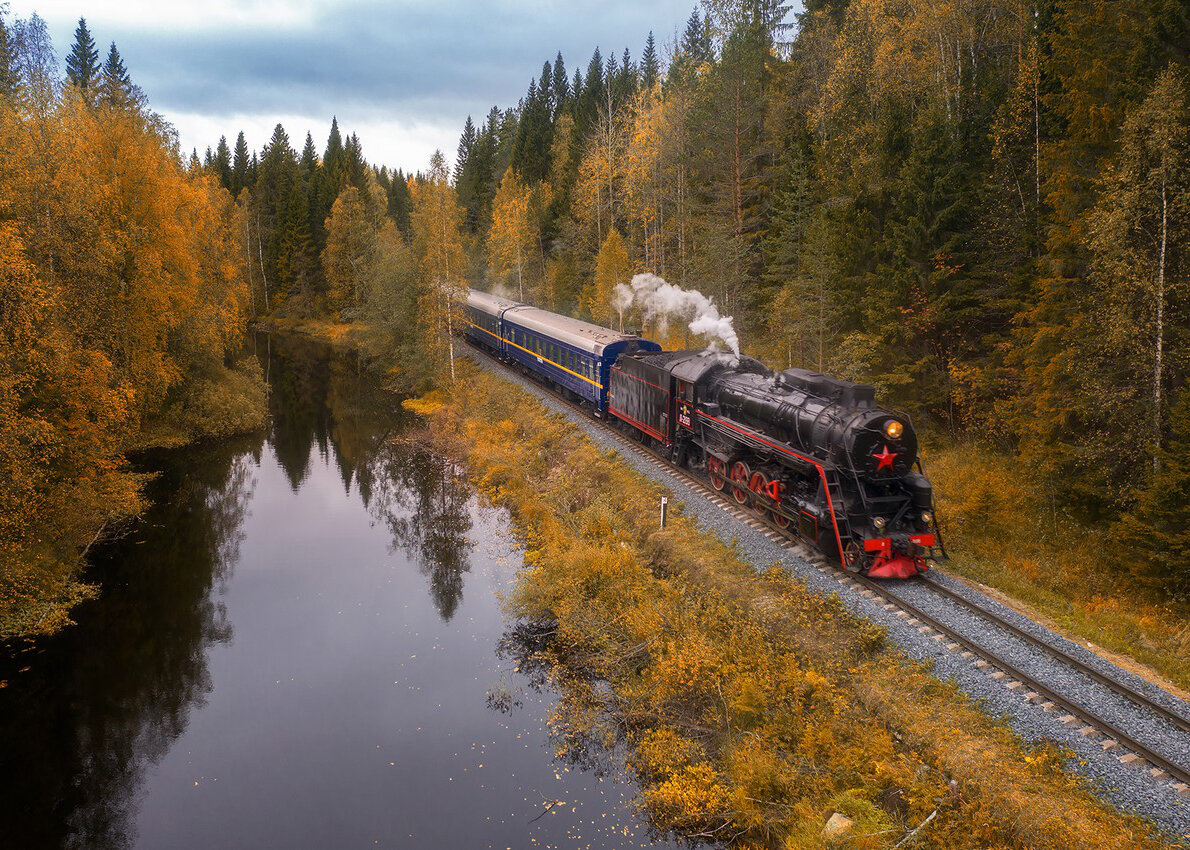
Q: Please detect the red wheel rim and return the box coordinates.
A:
[708,457,726,491]
[748,471,769,513]
[730,461,750,504]
[773,511,791,529]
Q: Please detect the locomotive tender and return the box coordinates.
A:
[462,290,943,579]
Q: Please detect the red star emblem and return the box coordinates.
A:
[873,445,898,471]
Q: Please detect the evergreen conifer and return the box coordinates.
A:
[641,32,660,90]
[65,17,99,91]
[214,136,233,191]
[97,42,133,107]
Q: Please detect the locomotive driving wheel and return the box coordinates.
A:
[748,471,769,515]
[772,510,791,529]
[707,456,727,491]
[729,461,751,505]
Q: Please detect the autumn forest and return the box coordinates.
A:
[1,0,1188,642]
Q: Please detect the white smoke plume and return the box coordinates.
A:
[613,273,740,355]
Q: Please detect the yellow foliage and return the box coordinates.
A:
[0,91,259,636]
[418,362,1166,849]
[401,396,445,417]
[487,167,537,301]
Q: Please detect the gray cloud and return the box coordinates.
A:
[66,1,698,129]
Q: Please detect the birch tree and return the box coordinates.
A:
[410,152,467,381]
[1089,67,1190,472]
[487,167,535,300]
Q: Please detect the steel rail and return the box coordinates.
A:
[913,574,1190,736]
[466,342,1190,789]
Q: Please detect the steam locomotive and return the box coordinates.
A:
[608,351,944,578]
[461,290,944,579]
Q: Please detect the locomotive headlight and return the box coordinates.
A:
[920,511,933,525]
[885,420,904,439]
[873,516,887,530]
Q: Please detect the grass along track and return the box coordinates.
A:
[471,341,1190,802]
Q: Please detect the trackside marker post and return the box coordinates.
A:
[660,496,668,528]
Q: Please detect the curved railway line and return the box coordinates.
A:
[473,342,1190,798]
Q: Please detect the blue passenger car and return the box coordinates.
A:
[462,290,521,355]
[499,306,661,411]
[461,289,661,413]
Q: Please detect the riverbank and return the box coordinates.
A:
[410,359,1171,849]
[284,316,1189,694]
[0,355,267,640]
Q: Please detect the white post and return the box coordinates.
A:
[660,496,668,528]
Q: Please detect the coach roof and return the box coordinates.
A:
[466,289,524,317]
[503,306,647,356]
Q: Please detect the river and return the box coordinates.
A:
[0,335,683,850]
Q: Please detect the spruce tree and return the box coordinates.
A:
[571,68,583,106]
[387,169,413,240]
[232,131,250,196]
[324,117,344,175]
[344,132,367,191]
[300,131,318,177]
[641,32,660,91]
[681,8,710,65]
[551,53,568,116]
[455,115,476,182]
[65,17,99,91]
[214,136,233,190]
[97,42,133,107]
[255,124,300,297]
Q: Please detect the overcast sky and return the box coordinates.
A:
[7,0,719,172]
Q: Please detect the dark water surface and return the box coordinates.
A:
[0,336,680,850]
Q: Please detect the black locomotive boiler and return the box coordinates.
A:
[608,350,944,578]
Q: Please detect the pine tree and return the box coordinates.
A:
[512,76,553,182]
[97,42,133,108]
[64,17,99,92]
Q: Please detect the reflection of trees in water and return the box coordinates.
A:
[495,621,622,779]
[261,332,474,622]
[260,333,404,505]
[0,335,479,848]
[0,439,258,849]
[369,442,474,621]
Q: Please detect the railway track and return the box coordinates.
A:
[471,344,1190,796]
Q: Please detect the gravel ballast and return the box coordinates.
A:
[464,349,1190,837]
